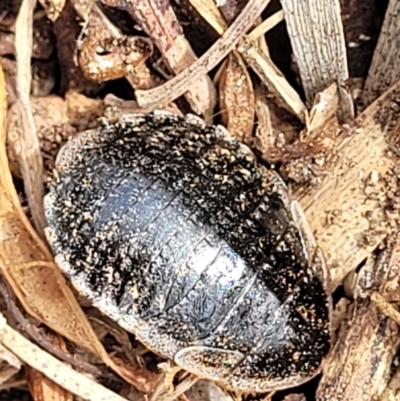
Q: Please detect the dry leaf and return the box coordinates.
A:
[0,66,156,393]
[219,51,255,145]
[78,8,153,83]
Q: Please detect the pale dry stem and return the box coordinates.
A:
[15,0,47,237]
[0,313,129,401]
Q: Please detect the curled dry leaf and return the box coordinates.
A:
[0,67,156,393]
[253,84,299,164]
[78,8,153,83]
[219,51,255,145]
[15,0,46,236]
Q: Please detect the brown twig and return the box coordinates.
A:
[135,0,271,110]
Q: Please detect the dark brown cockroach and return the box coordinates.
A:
[44,111,331,393]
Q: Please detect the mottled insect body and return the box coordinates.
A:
[44,111,331,393]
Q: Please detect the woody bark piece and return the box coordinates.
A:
[316,242,400,401]
[294,79,400,290]
[280,0,354,121]
[363,0,400,105]
[115,0,216,114]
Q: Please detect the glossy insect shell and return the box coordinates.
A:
[44,111,331,393]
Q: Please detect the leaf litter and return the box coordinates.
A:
[1,0,400,400]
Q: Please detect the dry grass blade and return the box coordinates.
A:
[0,66,156,393]
[280,0,354,120]
[14,0,47,237]
[247,10,284,40]
[253,85,274,159]
[295,79,400,290]
[371,292,400,325]
[0,313,129,401]
[135,0,271,109]
[219,51,255,145]
[0,343,21,386]
[238,37,306,121]
[363,0,400,105]
[189,0,306,121]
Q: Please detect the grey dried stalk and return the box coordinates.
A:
[280,0,354,121]
[363,0,400,105]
